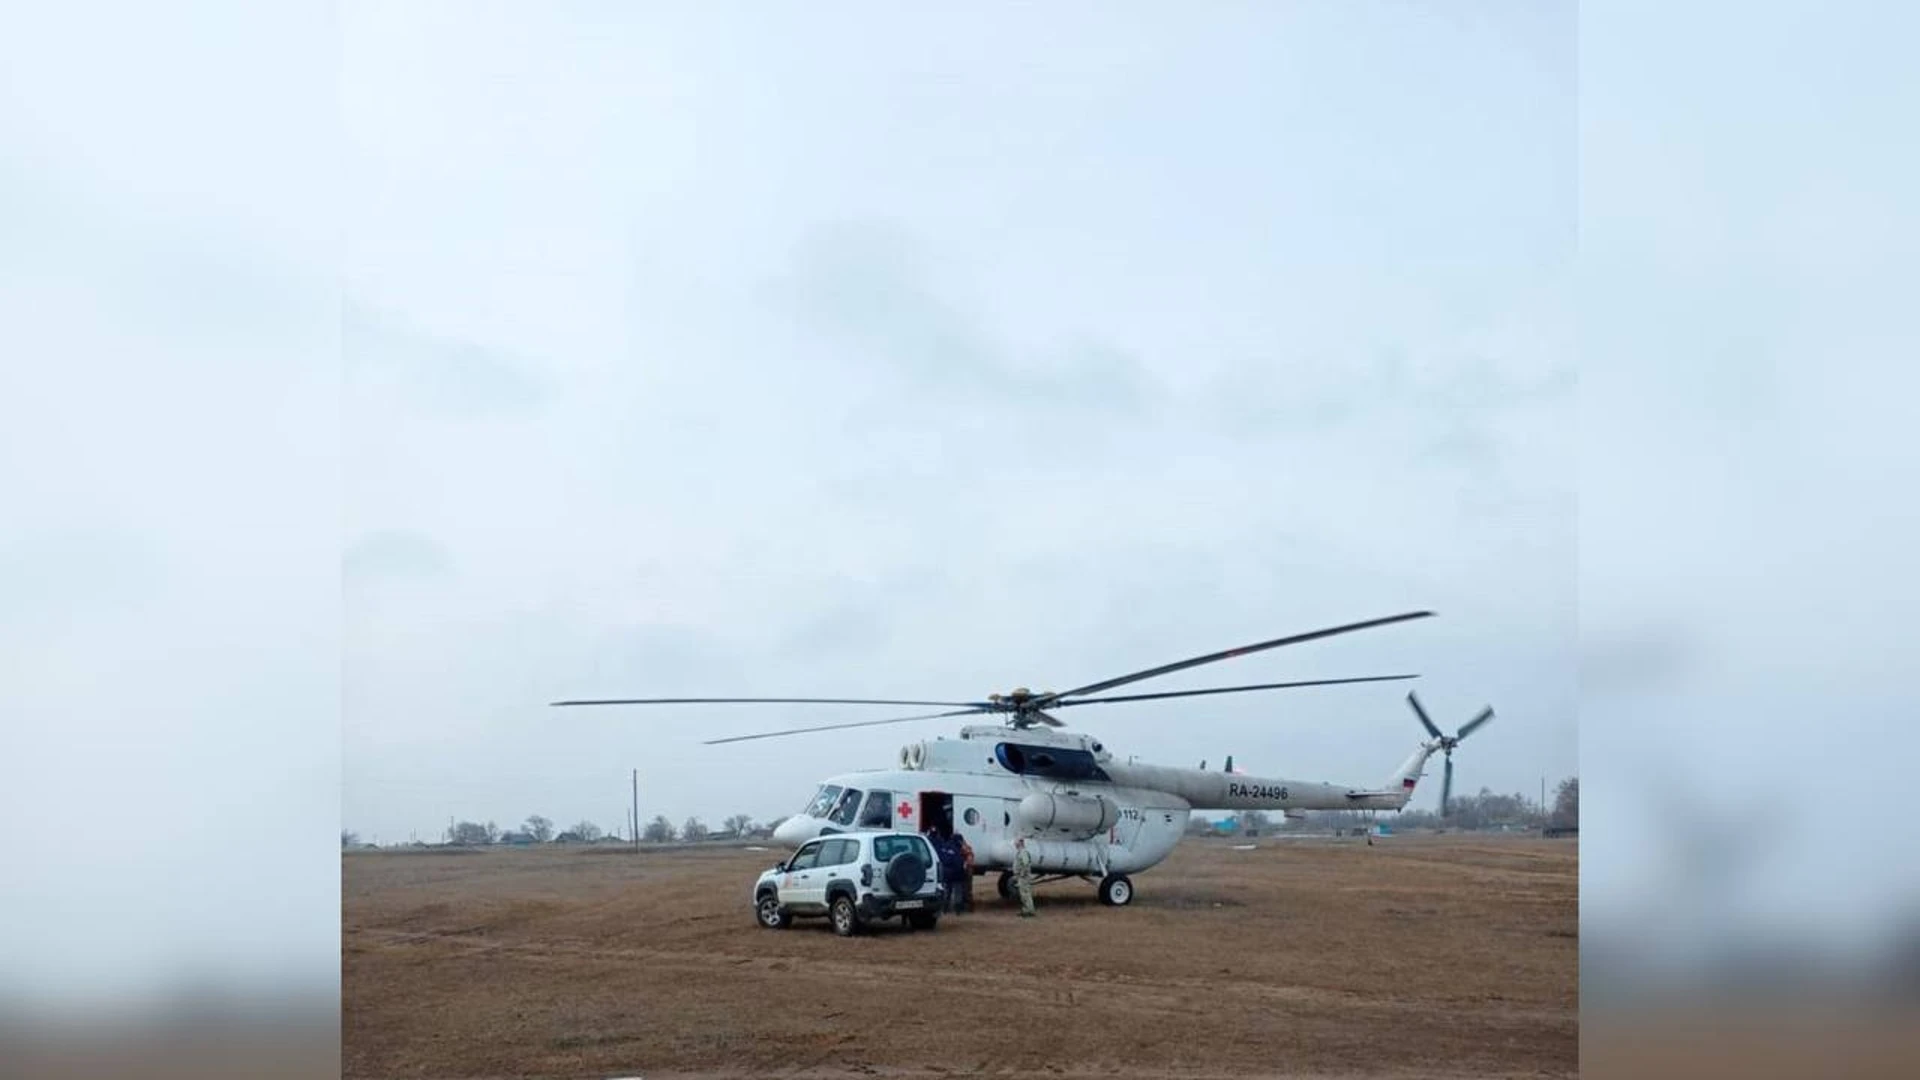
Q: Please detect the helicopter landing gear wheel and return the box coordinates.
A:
[1098,873,1133,907]
[997,871,1015,902]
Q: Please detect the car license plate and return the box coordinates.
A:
[895,900,923,909]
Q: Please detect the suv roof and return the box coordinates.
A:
[796,829,899,839]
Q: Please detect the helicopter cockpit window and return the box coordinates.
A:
[827,787,863,827]
[803,784,842,819]
[857,789,892,828]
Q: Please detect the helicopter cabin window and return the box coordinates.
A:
[827,787,863,827]
[963,807,981,826]
[858,789,892,828]
[803,784,842,819]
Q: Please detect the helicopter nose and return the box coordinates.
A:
[773,816,816,845]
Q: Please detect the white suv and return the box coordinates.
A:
[752,830,945,936]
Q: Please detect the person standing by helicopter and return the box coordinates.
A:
[955,831,976,913]
[1012,836,1035,917]
[928,828,959,913]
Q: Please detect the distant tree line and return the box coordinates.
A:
[347,777,1579,849]
[343,813,789,848]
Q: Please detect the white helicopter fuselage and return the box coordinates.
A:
[770,724,1441,879]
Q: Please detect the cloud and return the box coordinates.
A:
[766,219,1154,412]
[343,529,452,585]
[345,299,548,415]
[0,527,165,640]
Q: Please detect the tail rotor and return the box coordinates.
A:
[1406,693,1495,817]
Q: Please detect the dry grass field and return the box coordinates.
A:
[343,834,1577,1079]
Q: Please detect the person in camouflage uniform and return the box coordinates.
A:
[1012,836,1035,917]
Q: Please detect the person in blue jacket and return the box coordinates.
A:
[931,828,966,914]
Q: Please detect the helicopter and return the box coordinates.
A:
[553,610,1495,907]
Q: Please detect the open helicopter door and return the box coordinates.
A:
[918,791,954,836]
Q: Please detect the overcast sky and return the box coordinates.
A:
[339,2,1576,844]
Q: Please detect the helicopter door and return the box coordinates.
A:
[918,791,953,836]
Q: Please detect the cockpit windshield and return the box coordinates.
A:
[827,787,863,827]
[803,784,843,819]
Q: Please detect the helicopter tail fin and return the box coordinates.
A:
[1344,745,1439,808]
[1384,745,1436,806]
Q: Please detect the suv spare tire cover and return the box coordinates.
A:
[884,850,926,894]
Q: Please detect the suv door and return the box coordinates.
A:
[781,840,828,912]
[815,837,860,898]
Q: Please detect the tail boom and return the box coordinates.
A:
[1103,745,1438,813]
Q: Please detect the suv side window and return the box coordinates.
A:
[787,841,824,871]
[818,838,858,867]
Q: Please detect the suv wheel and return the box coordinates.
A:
[756,891,790,929]
[829,894,861,936]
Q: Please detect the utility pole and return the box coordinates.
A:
[632,768,640,851]
[1540,775,1546,822]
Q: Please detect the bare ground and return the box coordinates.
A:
[343,834,1577,1079]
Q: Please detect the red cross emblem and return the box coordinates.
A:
[896,800,914,820]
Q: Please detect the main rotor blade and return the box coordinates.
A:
[1442,756,1454,816]
[1457,705,1495,739]
[1406,691,1443,740]
[551,696,989,709]
[1034,611,1433,706]
[1049,674,1420,708]
[701,708,989,745]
